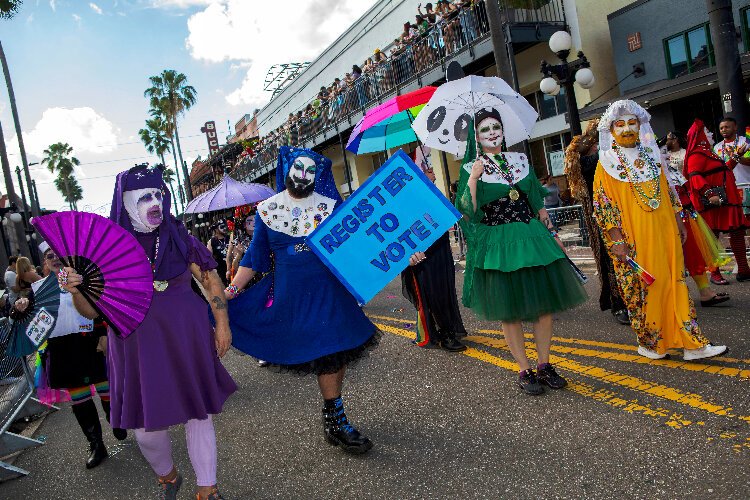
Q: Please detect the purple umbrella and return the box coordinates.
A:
[185,174,275,213]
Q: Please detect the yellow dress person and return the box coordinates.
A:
[592,100,727,361]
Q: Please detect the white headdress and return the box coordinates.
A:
[597,100,658,153]
[597,100,662,182]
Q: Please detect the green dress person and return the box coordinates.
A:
[456,154,587,322]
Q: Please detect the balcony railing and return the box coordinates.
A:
[231,0,565,184]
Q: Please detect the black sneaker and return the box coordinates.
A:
[537,364,568,389]
[517,369,544,395]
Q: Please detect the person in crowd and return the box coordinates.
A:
[685,118,750,284]
[592,100,727,361]
[207,221,230,286]
[663,131,730,307]
[418,2,437,24]
[4,255,18,309]
[402,164,467,352]
[13,244,124,470]
[565,122,629,325]
[64,165,236,500]
[541,175,562,209]
[12,256,34,301]
[225,147,378,454]
[456,107,588,395]
[226,215,255,283]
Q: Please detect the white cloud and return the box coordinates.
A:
[89,3,103,14]
[8,107,119,160]
[72,13,82,25]
[185,0,375,108]
[26,13,34,24]
[49,0,56,12]
[149,0,214,8]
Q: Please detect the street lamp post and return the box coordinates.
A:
[539,31,597,137]
[31,179,40,213]
[27,161,40,213]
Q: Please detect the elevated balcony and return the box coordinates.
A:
[229,0,566,185]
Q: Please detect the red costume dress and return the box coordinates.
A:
[685,120,748,232]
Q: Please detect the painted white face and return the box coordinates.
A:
[477,117,504,150]
[288,156,316,192]
[611,114,640,147]
[137,189,164,227]
[703,127,715,147]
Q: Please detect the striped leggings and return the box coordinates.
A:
[69,381,110,404]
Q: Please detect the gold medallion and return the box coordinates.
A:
[648,199,660,210]
[509,188,520,201]
[153,280,169,292]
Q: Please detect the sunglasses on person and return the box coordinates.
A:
[44,251,59,261]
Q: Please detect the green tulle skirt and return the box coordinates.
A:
[463,258,588,322]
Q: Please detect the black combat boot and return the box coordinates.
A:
[71,399,108,469]
[100,399,127,441]
[322,397,373,455]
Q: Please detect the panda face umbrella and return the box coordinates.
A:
[411,75,539,156]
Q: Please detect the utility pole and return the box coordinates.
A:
[0,41,38,217]
[485,0,514,83]
[15,166,29,224]
[0,122,17,204]
[707,0,749,128]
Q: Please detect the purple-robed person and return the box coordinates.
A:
[62,164,236,500]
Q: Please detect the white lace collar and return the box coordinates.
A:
[463,152,530,184]
[257,190,336,237]
[599,145,662,183]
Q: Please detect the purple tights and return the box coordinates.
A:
[134,416,217,487]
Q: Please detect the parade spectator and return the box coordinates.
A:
[12,256,34,301]
[593,101,727,361]
[685,118,750,284]
[418,2,437,24]
[207,221,230,286]
[4,255,18,310]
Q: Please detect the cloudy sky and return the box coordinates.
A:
[0,0,376,214]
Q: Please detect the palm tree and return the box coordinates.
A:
[144,70,196,202]
[139,116,184,213]
[161,167,179,212]
[53,174,82,210]
[0,1,23,19]
[42,142,83,210]
[146,107,187,212]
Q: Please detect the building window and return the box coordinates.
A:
[664,24,714,79]
[742,7,750,53]
[543,132,572,176]
[534,86,568,120]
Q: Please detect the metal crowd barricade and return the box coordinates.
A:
[547,204,595,262]
[0,319,53,481]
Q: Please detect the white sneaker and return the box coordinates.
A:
[683,344,727,361]
[637,346,667,359]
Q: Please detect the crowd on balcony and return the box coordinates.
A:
[235,1,490,179]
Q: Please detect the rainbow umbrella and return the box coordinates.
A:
[346,86,437,154]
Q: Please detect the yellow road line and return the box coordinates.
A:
[374,323,703,429]
[367,314,749,366]
[465,335,750,423]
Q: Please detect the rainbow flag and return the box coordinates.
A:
[626,257,655,286]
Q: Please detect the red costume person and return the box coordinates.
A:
[684,119,750,282]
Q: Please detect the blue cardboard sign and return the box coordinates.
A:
[307,149,461,304]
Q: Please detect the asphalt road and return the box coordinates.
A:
[2,267,750,499]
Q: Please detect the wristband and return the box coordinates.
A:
[225,284,240,298]
[610,240,626,248]
[549,230,559,238]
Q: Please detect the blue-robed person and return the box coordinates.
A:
[225,146,378,454]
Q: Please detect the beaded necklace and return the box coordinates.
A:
[487,153,520,200]
[150,235,168,292]
[612,142,661,211]
[718,136,739,162]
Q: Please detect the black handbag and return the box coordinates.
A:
[699,168,728,208]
